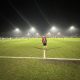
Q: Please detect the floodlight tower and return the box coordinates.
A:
[30,27,36,33]
[69,26,75,37]
[51,26,56,31]
[30,27,36,38]
[15,28,20,32]
[14,28,21,38]
[51,26,57,38]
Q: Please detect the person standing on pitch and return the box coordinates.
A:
[42,36,47,49]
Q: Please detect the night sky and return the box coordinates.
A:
[0,0,80,36]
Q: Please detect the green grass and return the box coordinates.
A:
[0,38,42,57]
[47,38,80,58]
[0,58,80,80]
[0,38,80,80]
[0,38,80,58]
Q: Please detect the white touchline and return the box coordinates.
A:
[43,50,46,58]
[0,56,80,61]
[45,58,80,61]
[0,56,43,59]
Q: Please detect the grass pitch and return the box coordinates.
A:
[0,38,80,58]
[0,38,80,80]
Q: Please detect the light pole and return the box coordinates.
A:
[15,28,20,32]
[14,28,21,38]
[50,26,57,38]
[30,27,36,38]
[69,26,75,37]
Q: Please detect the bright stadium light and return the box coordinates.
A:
[70,26,75,30]
[50,26,58,32]
[30,27,36,33]
[15,28,20,32]
[50,26,58,37]
[69,26,76,32]
[51,26,56,30]
[29,27,36,37]
[69,26,76,37]
[13,28,21,37]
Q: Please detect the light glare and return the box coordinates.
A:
[51,26,56,30]
[70,26,75,30]
[47,32,51,35]
[36,33,39,35]
[15,28,20,32]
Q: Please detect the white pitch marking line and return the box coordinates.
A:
[0,56,80,61]
[43,50,46,58]
[45,58,80,61]
[0,56,43,59]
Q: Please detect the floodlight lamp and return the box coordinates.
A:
[51,26,58,32]
[15,28,20,32]
[31,27,36,32]
[70,26,75,30]
[52,27,56,30]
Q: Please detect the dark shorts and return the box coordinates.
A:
[43,43,47,46]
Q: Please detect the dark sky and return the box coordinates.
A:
[0,0,80,36]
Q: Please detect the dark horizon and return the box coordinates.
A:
[0,0,80,36]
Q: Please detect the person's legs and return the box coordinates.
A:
[43,43,47,49]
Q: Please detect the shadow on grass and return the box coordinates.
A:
[33,47,43,50]
[40,59,80,65]
[47,47,61,50]
[33,46,61,51]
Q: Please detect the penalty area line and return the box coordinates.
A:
[0,56,80,61]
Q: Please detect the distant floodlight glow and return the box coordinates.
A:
[27,32,30,36]
[36,33,39,36]
[51,26,57,32]
[51,26,56,30]
[57,32,61,35]
[47,32,51,35]
[15,28,20,32]
[70,26,75,30]
[14,28,20,32]
[30,27,36,32]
